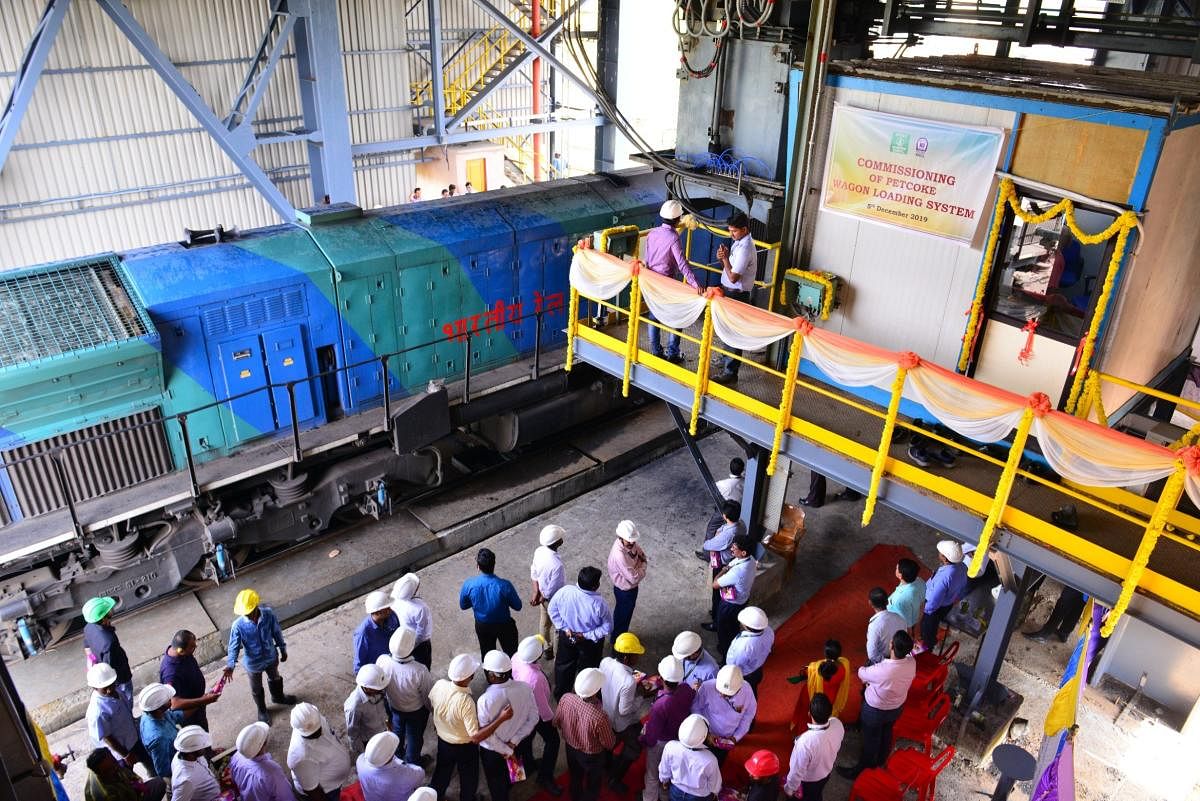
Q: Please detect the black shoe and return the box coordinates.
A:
[1022,629,1051,643]
[256,708,271,724]
[836,766,860,780]
[832,489,862,502]
[700,622,718,632]
[666,353,686,365]
[694,549,709,561]
[711,371,738,385]
[797,496,824,508]
[539,779,564,797]
[907,445,932,467]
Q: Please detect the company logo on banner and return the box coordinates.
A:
[820,105,1004,244]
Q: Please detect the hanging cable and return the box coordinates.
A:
[736,0,775,27]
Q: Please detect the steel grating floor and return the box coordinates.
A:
[592,317,1200,598]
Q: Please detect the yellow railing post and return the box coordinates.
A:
[1102,464,1187,636]
[565,287,580,372]
[688,297,716,435]
[767,324,807,476]
[621,271,642,397]
[862,355,915,527]
[968,400,1038,577]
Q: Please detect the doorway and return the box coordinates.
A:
[465,158,487,192]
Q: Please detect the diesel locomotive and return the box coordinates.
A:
[0,169,725,660]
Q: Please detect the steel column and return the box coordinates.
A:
[427,0,448,142]
[291,0,356,204]
[0,0,73,176]
[95,0,297,221]
[740,445,769,540]
[594,0,620,172]
[964,565,1034,718]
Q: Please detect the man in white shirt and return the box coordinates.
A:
[171,726,221,801]
[784,693,844,801]
[287,703,352,801]
[713,212,758,385]
[715,458,745,503]
[478,651,540,801]
[658,714,721,801]
[530,525,566,658]
[599,633,652,793]
[344,665,390,758]
[376,626,433,765]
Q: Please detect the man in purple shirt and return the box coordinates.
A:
[920,540,969,652]
[837,630,916,779]
[640,656,695,801]
[643,199,700,362]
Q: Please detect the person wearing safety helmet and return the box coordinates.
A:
[743,749,782,801]
[83,596,133,705]
[230,721,294,801]
[657,714,721,801]
[785,693,843,801]
[391,573,433,669]
[376,626,433,765]
[690,665,756,765]
[345,664,391,758]
[171,725,221,801]
[223,589,298,724]
[607,521,648,639]
[287,702,353,801]
[137,683,184,779]
[547,566,613,699]
[725,607,774,696]
[478,650,539,801]
[86,662,155,776]
[919,540,968,653]
[356,731,424,801]
[554,668,614,801]
[512,635,561,795]
[530,525,566,659]
[641,198,701,363]
[354,590,400,673]
[639,656,694,801]
[670,631,719,691]
[599,632,651,793]
[429,653,515,801]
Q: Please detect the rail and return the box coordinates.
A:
[2,307,558,541]
[564,249,1200,637]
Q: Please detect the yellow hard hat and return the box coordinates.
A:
[614,632,645,655]
[234,589,260,616]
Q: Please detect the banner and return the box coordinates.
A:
[820,105,1004,244]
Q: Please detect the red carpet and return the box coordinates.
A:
[525,543,922,800]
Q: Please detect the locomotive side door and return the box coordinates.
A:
[217,336,274,442]
[465,248,516,370]
[263,324,316,428]
[540,235,572,348]
[338,272,398,408]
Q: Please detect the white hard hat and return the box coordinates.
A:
[672,631,702,660]
[616,520,639,542]
[448,653,480,682]
[236,721,270,758]
[391,573,420,601]
[539,525,566,547]
[86,662,118,689]
[660,199,683,219]
[137,683,176,713]
[409,789,438,801]
[290,702,323,736]
[575,667,604,698]
[389,626,417,660]
[658,655,684,684]
[174,724,212,753]
[365,731,400,768]
[365,590,393,615]
[357,664,389,691]
[679,714,709,748]
[937,540,964,563]
[716,664,744,696]
[483,650,512,673]
[516,635,546,664]
[738,606,768,630]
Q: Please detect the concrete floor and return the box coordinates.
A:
[42,430,1200,801]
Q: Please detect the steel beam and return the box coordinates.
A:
[668,405,724,508]
[594,0,620,172]
[352,114,604,156]
[224,2,298,151]
[0,0,73,176]
[572,336,1200,649]
[94,0,297,221]
[444,4,581,131]
[964,565,1034,716]
[427,0,448,142]
[291,0,356,204]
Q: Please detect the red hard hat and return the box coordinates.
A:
[744,749,781,778]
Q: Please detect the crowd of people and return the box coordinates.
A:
[78,509,975,801]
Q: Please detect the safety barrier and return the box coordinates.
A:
[565,242,1200,636]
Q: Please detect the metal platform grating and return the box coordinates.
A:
[0,256,149,369]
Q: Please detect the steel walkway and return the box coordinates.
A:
[569,318,1200,648]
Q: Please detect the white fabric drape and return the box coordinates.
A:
[709,298,796,351]
[906,367,1028,444]
[638,269,707,329]
[803,334,900,390]
[570,249,633,301]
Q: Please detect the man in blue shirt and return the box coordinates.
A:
[222,589,299,723]
[548,566,614,698]
[137,683,184,779]
[919,541,969,652]
[705,534,757,654]
[460,548,523,657]
[354,591,400,672]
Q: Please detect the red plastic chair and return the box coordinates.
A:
[913,639,958,678]
[905,662,948,709]
[848,767,904,801]
[884,745,956,801]
[893,692,952,754]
